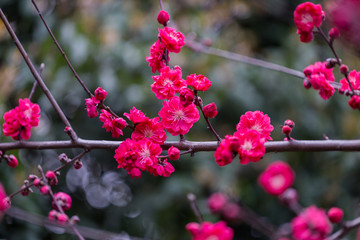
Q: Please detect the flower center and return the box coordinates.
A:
[173,110,184,121]
[23,109,32,119]
[270,174,285,190]
[301,13,313,24]
[144,129,153,139]
[242,141,253,151]
[206,236,219,240]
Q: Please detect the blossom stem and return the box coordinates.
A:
[315,27,356,95]
[194,94,222,142]
[329,216,360,240]
[159,0,164,11]
[187,193,204,223]
[0,8,79,142]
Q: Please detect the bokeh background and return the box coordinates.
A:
[1,0,360,239]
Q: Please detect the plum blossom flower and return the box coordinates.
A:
[235,130,265,165]
[151,66,186,100]
[124,107,149,124]
[186,221,234,240]
[291,205,332,240]
[236,111,274,141]
[203,103,218,118]
[159,96,200,136]
[294,2,325,42]
[207,192,228,214]
[258,161,295,196]
[148,158,175,177]
[99,110,127,138]
[339,70,360,93]
[303,62,335,100]
[146,40,168,73]
[85,97,100,118]
[214,135,238,166]
[168,146,180,160]
[132,117,166,144]
[0,184,10,213]
[186,74,212,91]
[158,27,185,53]
[3,98,41,140]
[94,87,107,101]
[348,95,360,110]
[52,192,72,211]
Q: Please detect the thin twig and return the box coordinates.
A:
[328,216,360,240]
[31,0,92,97]
[0,8,78,141]
[37,165,85,240]
[187,193,204,223]
[185,38,305,79]
[28,63,44,100]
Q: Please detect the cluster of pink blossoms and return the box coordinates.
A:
[2,98,40,140]
[291,205,332,240]
[258,161,295,196]
[215,111,273,166]
[338,70,360,109]
[294,2,325,42]
[186,221,234,240]
[303,61,335,100]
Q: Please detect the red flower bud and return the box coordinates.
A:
[328,207,343,223]
[74,160,83,170]
[6,154,18,168]
[329,27,340,40]
[340,64,349,75]
[179,88,195,107]
[282,125,292,135]
[168,146,180,160]
[157,10,170,25]
[94,87,107,101]
[203,102,218,118]
[284,119,295,128]
[46,171,58,186]
[40,185,50,195]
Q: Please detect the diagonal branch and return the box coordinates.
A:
[0,8,78,141]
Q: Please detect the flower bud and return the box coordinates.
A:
[48,210,59,221]
[58,153,68,163]
[6,154,18,168]
[303,78,311,89]
[74,160,83,170]
[328,207,343,223]
[340,64,349,75]
[282,125,292,135]
[46,171,58,186]
[57,213,69,225]
[284,119,295,128]
[113,117,127,129]
[168,146,180,160]
[207,192,228,214]
[329,27,340,40]
[20,185,32,196]
[33,178,42,187]
[157,10,170,25]
[203,102,218,118]
[278,188,298,207]
[94,87,107,101]
[40,185,50,195]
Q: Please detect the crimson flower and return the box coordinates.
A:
[146,40,168,73]
[158,27,185,53]
[236,111,274,141]
[186,74,212,91]
[131,117,167,144]
[186,221,234,240]
[151,66,186,100]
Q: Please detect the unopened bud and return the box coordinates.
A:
[340,64,349,75]
[74,160,83,170]
[157,10,170,25]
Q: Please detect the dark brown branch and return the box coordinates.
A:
[0,8,78,141]
[187,193,204,223]
[2,138,360,152]
[6,207,145,240]
[329,216,360,240]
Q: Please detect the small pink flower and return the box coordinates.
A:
[134,139,162,170]
[0,184,10,212]
[159,96,200,136]
[348,95,360,110]
[203,103,218,118]
[45,171,58,186]
[48,210,58,221]
[85,97,99,118]
[99,110,127,138]
[132,117,167,144]
[146,40,168,73]
[339,70,360,93]
[40,185,50,195]
[294,2,324,42]
[124,107,149,124]
[179,88,195,107]
[168,146,180,160]
[186,221,234,240]
[236,111,274,141]
[158,27,185,53]
[186,74,212,91]
[328,207,344,223]
[207,192,228,213]
[149,159,175,177]
[291,205,332,240]
[52,192,72,211]
[3,98,41,140]
[235,130,265,165]
[151,66,186,100]
[258,161,295,196]
[214,135,237,166]
[114,139,141,178]
[94,87,107,101]
[57,213,69,225]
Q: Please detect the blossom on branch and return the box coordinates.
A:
[124,107,149,124]
[186,74,212,92]
[236,111,274,141]
[99,110,127,138]
[85,97,100,118]
[158,27,185,53]
[294,2,325,43]
[52,192,72,211]
[146,40,169,73]
[186,221,234,240]
[151,66,186,100]
[339,70,360,93]
[3,98,41,140]
[258,161,295,196]
[159,96,200,136]
[291,205,332,240]
[303,62,335,100]
[132,117,167,144]
[235,130,265,164]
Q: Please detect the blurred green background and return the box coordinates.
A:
[1,0,360,239]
